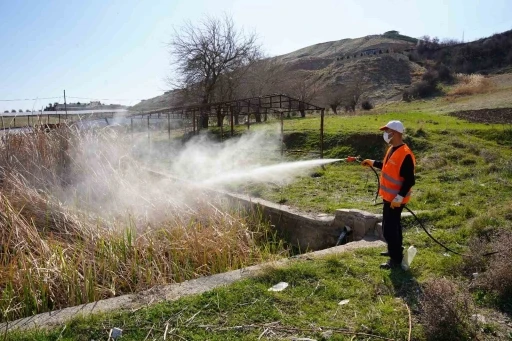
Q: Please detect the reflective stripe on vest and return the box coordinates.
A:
[380,184,412,197]
[381,172,403,186]
[378,144,416,203]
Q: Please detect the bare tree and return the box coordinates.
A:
[241,58,287,97]
[284,71,320,117]
[342,78,365,112]
[322,85,345,114]
[238,58,288,122]
[168,15,261,128]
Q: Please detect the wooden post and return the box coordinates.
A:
[247,99,251,130]
[147,115,150,143]
[27,115,30,127]
[320,109,325,159]
[58,114,61,124]
[280,112,284,156]
[192,110,196,134]
[230,107,234,136]
[13,117,16,128]
[167,112,170,140]
[64,90,68,119]
[220,112,224,141]
[47,113,50,124]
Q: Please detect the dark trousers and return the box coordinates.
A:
[382,201,404,264]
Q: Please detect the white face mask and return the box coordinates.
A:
[383,131,393,144]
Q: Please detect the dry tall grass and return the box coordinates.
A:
[448,73,494,96]
[0,127,288,322]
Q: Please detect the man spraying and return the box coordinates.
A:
[361,120,416,270]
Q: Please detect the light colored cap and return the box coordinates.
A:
[379,120,404,133]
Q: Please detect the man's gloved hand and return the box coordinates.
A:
[361,159,374,167]
[390,195,404,209]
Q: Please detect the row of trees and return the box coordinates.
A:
[3,109,34,114]
[413,31,512,73]
[167,15,371,127]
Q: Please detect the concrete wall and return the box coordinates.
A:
[220,192,383,251]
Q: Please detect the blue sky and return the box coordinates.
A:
[1,0,511,112]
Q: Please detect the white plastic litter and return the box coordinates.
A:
[338,299,350,305]
[109,327,123,339]
[401,246,417,271]
[268,282,289,291]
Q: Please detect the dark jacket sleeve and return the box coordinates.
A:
[398,154,415,197]
[373,160,383,170]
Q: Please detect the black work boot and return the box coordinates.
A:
[379,259,401,270]
[380,246,404,257]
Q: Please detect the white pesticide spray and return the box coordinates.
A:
[201,159,342,186]
[28,124,340,228]
[168,128,341,188]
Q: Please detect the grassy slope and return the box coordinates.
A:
[9,100,512,340]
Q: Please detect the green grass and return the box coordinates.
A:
[233,113,512,219]
[8,248,423,341]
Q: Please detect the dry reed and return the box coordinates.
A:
[448,73,494,96]
[0,126,288,322]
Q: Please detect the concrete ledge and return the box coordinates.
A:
[2,238,385,333]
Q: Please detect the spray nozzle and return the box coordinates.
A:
[345,156,361,163]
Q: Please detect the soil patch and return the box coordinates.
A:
[450,108,512,124]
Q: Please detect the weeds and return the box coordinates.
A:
[476,230,512,303]
[419,278,479,341]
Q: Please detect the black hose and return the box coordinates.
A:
[368,165,379,203]
[398,203,464,256]
[366,164,500,257]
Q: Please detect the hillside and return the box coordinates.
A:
[131,32,421,112]
[130,30,512,112]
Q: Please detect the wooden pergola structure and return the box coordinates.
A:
[129,94,327,157]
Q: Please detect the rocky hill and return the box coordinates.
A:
[131,32,424,112]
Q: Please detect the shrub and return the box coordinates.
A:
[421,69,438,83]
[403,80,438,101]
[435,63,453,82]
[420,278,479,341]
[459,236,491,276]
[360,99,373,110]
[476,230,512,301]
[415,80,438,97]
[402,89,413,102]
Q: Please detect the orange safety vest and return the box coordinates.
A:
[379,144,416,203]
